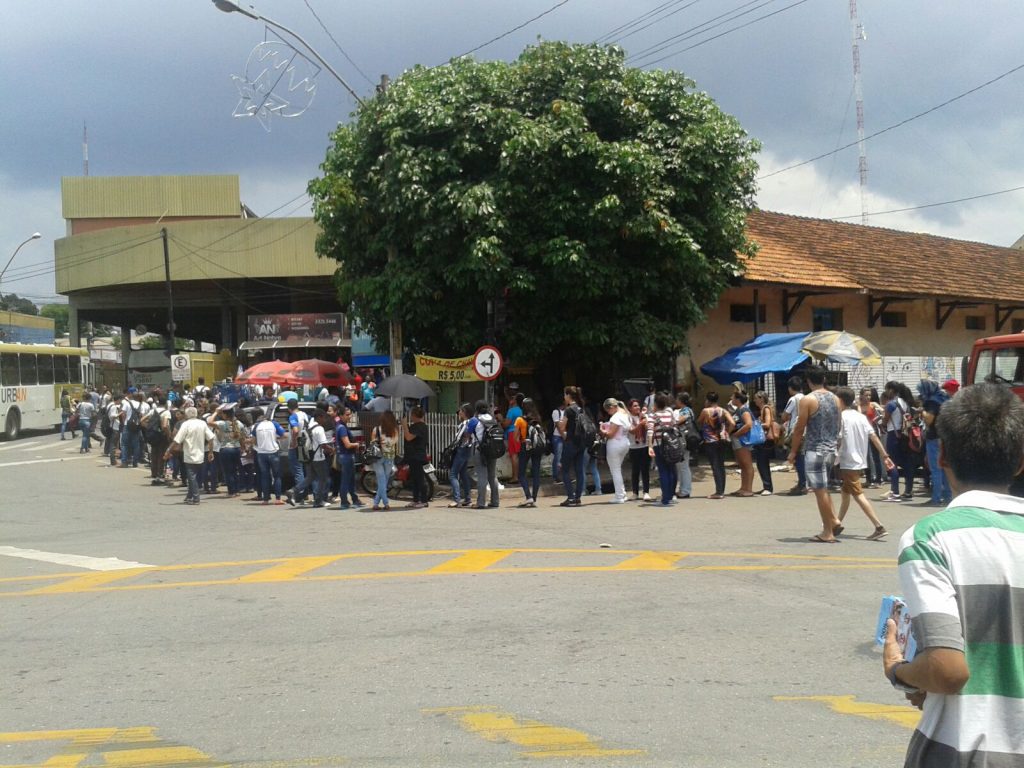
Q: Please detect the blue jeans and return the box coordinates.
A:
[926,438,951,503]
[184,462,202,502]
[561,442,586,502]
[219,446,241,494]
[887,432,914,496]
[373,457,393,507]
[121,429,141,466]
[653,445,677,505]
[61,411,71,438]
[587,454,602,494]
[794,451,807,490]
[551,435,564,482]
[449,446,472,504]
[676,452,693,496]
[338,452,358,506]
[257,452,282,500]
[288,447,307,500]
[79,419,91,452]
[518,449,542,501]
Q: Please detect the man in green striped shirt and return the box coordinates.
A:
[883,382,1024,767]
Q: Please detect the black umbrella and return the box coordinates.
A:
[374,373,434,400]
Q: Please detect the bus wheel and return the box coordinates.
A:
[4,410,20,441]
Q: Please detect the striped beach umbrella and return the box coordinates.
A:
[800,331,881,365]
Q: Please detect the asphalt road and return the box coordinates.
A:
[1,431,925,767]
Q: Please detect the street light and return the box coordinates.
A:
[0,233,42,296]
[212,0,365,107]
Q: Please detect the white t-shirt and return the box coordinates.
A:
[551,409,564,436]
[309,423,330,462]
[174,418,215,464]
[887,397,908,432]
[784,393,804,435]
[254,420,282,454]
[607,411,631,447]
[839,409,873,470]
[107,403,122,432]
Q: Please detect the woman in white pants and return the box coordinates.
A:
[601,398,632,503]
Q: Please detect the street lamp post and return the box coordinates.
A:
[0,232,42,300]
[212,0,365,106]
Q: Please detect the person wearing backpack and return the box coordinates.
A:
[447,404,475,508]
[600,398,632,503]
[557,386,589,507]
[210,404,247,498]
[881,380,917,502]
[473,400,502,508]
[286,398,311,504]
[698,392,735,499]
[674,392,696,500]
[145,396,172,485]
[119,391,143,468]
[514,398,545,507]
[646,393,680,506]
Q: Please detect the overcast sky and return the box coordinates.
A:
[3,0,1023,303]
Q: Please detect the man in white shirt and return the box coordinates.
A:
[781,376,806,495]
[252,411,286,505]
[165,407,214,505]
[104,394,122,466]
[835,387,893,540]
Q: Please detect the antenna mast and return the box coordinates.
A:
[849,0,867,224]
[82,122,89,177]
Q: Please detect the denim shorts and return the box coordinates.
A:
[804,451,836,489]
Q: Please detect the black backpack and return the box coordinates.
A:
[660,425,687,464]
[573,406,597,449]
[297,419,315,463]
[478,416,506,460]
[125,403,142,434]
[524,420,548,456]
[143,408,165,443]
[681,415,702,452]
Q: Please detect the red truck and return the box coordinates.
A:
[965,334,1024,398]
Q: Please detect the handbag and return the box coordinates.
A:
[587,437,607,459]
[739,419,766,447]
[362,427,384,462]
[767,420,781,443]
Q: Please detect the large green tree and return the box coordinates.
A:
[40,304,68,336]
[309,42,759,371]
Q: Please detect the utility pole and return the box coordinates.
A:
[161,228,176,358]
[849,0,868,224]
[379,73,403,380]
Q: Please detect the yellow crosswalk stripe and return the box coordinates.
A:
[774,695,921,730]
[236,556,343,583]
[424,706,644,758]
[427,550,513,574]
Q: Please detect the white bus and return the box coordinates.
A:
[0,343,94,440]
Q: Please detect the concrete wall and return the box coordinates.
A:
[0,311,56,344]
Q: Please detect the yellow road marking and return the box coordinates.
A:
[24,568,154,596]
[612,551,687,570]
[424,706,644,758]
[236,555,343,583]
[102,747,212,767]
[427,550,513,574]
[775,695,921,730]
[0,548,894,598]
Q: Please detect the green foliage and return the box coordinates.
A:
[309,42,759,370]
[40,304,69,336]
[138,334,193,351]
[0,293,39,315]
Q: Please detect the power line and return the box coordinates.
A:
[443,0,573,63]
[301,0,375,87]
[595,0,691,43]
[626,0,777,63]
[600,0,704,45]
[632,0,813,67]
[759,60,1024,180]
[829,182,1024,221]
[1,236,163,286]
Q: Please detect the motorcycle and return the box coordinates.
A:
[358,454,437,501]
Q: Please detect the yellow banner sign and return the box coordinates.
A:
[415,354,480,382]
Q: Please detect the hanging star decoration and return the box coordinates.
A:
[231,33,319,131]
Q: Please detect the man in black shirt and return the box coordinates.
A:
[402,406,430,508]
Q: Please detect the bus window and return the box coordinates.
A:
[53,355,69,384]
[1,354,17,386]
[19,354,37,385]
[994,348,1024,386]
[72,357,84,384]
[38,355,54,385]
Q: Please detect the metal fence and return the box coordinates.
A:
[355,411,461,481]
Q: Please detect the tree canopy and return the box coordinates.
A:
[309,42,759,371]
[0,293,39,315]
[40,304,68,336]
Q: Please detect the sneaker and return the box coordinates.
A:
[866,526,888,541]
[553,479,563,485]
[337,504,351,510]
[759,489,773,496]
[642,493,652,502]
[558,499,574,507]
[900,493,914,500]
[881,492,903,503]
[497,483,505,491]
[786,486,808,496]
[285,493,296,507]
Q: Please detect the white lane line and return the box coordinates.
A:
[33,440,80,451]
[0,441,40,452]
[0,456,93,469]
[0,546,154,571]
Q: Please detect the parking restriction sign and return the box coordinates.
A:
[170,354,191,382]
[472,346,503,381]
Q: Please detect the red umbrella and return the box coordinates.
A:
[274,359,351,387]
[236,359,288,385]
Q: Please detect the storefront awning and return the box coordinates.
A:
[238,338,351,351]
[699,332,810,385]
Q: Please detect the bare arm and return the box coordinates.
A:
[788,397,813,458]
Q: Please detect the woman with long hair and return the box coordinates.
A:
[859,387,884,487]
[448,403,474,508]
[881,380,917,501]
[752,391,775,496]
[371,410,399,510]
[729,391,756,496]
[515,398,544,507]
[627,399,651,501]
[698,392,735,499]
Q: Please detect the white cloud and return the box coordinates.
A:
[756,150,1024,247]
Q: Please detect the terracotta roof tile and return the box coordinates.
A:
[741,210,1024,304]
